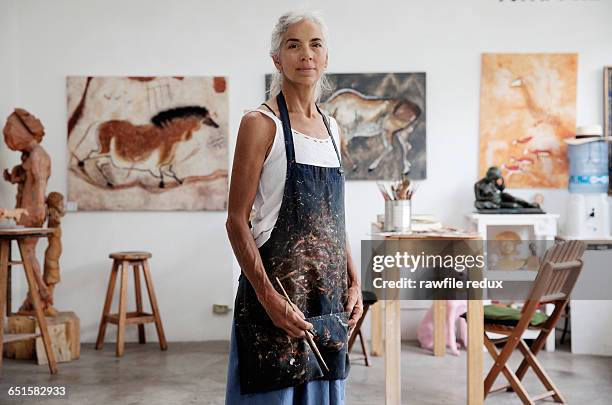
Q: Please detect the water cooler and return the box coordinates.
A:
[563,125,612,239]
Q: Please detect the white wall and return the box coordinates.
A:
[0,0,19,208]
[1,0,611,342]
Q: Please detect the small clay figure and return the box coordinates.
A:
[43,192,65,314]
[474,166,543,213]
[2,108,53,314]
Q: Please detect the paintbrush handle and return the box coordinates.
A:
[275,277,330,373]
[305,332,329,372]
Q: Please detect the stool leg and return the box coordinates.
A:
[133,261,146,344]
[349,304,370,352]
[116,260,129,357]
[358,331,370,366]
[142,260,167,350]
[17,239,58,374]
[0,240,10,369]
[95,260,119,350]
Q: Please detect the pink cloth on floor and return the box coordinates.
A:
[417,300,468,356]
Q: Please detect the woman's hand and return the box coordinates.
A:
[261,292,314,339]
[345,285,363,338]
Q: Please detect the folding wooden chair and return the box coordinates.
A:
[483,240,586,404]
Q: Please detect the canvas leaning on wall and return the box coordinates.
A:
[66,76,229,211]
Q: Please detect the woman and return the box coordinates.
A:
[225,11,363,405]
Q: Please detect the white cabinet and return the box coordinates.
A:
[570,246,612,356]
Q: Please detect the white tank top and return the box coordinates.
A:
[247,108,342,248]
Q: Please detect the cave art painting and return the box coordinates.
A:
[67,76,228,210]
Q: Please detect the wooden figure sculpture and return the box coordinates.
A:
[43,192,64,314]
[2,108,53,315]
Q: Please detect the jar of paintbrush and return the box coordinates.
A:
[377,176,417,232]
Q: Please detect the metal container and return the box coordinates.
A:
[384,200,394,231]
[391,200,412,232]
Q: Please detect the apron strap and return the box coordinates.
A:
[276,92,296,164]
[316,104,344,174]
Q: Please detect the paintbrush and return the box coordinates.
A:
[407,181,419,200]
[275,277,330,373]
[385,183,396,200]
[376,182,391,201]
[396,176,410,200]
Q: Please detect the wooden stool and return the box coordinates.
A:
[348,290,378,366]
[95,251,168,356]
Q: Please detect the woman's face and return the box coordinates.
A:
[274,19,328,89]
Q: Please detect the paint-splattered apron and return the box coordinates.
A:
[233,92,350,395]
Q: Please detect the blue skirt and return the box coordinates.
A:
[225,321,346,405]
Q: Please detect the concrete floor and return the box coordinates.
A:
[1,339,611,404]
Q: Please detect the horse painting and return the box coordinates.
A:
[321,89,421,177]
[77,106,218,188]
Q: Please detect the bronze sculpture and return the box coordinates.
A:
[474,166,544,213]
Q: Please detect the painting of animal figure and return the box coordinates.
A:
[479,54,578,188]
[265,73,426,180]
[67,76,228,211]
[321,73,425,180]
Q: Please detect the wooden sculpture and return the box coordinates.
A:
[43,192,64,311]
[2,108,53,314]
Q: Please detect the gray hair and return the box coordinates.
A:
[268,11,332,101]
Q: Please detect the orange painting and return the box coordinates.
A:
[478,53,578,188]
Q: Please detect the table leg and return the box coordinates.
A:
[371,300,383,356]
[467,299,483,405]
[17,240,58,374]
[384,298,401,405]
[433,300,446,356]
[0,240,9,369]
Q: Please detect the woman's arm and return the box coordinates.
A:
[225,111,312,338]
[345,234,363,337]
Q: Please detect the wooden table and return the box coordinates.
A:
[0,227,58,374]
[369,227,484,405]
